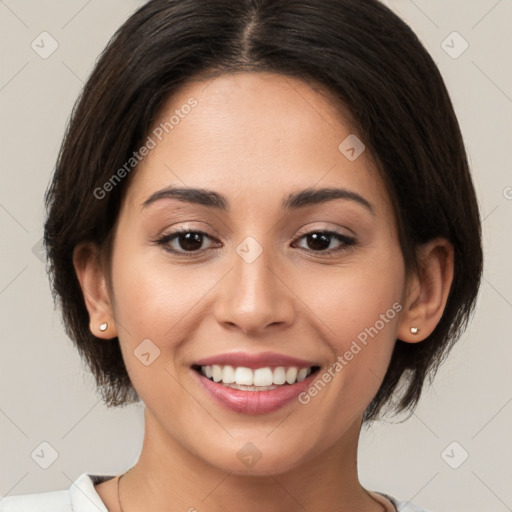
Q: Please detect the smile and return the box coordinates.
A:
[195,364,318,390]
[191,362,321,414]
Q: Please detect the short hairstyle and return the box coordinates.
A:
[43,0,483,422]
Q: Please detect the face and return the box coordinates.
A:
[106,72,407,475]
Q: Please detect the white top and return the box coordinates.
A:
[0,472,434,511]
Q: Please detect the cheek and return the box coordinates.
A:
[110,236,225,358]
[294,248,405,406]
[113,261,186,335]
[300,247,404,343]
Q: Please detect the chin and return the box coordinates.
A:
[199,437,315,477]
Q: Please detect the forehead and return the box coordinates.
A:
[124,71,390,217]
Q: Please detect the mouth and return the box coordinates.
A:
[192,364,321,391]
[190,351,323,414]
[191,363,321,414]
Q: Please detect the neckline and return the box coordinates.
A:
[82,473,398,512]
[367,489,399,511]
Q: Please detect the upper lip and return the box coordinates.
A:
[193,351,320,370]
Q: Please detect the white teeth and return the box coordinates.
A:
[296,368,309,382]
[212,365,222,382]
[222,365,235,384]
[285,367,298,384]
[253,368,273,386]
[199,365,315,386]
[234,367,253,385]
[273,366,286,385]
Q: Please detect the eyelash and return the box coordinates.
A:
[154,227,357,258]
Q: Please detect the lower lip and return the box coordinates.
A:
[192,368,318,415]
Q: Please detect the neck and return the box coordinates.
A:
[118,407,382,512]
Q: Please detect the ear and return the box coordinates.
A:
[72,241,118,339]
[397,238,454,343]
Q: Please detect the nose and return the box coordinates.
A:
[213,242,296,336]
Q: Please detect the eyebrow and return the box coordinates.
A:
[141,186,375,215]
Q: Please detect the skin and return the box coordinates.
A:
[74,71,454,512]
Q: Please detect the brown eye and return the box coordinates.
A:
[293,230,356,255]
[175,232,204,252]
[155,229,218,255]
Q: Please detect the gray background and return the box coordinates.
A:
[0,1,511,510]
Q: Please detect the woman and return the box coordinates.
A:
[1,0,482,510]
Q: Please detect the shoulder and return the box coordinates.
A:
[374,490,437,512]
[0,488,71,512]
[0,473,115,512]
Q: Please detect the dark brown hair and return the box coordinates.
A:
[43,0,483,422]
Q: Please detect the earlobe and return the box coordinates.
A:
[397,238,454,343]
[72,241,118,339]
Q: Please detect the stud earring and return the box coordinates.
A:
[410,327,420,334]
[99,322,108,332]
